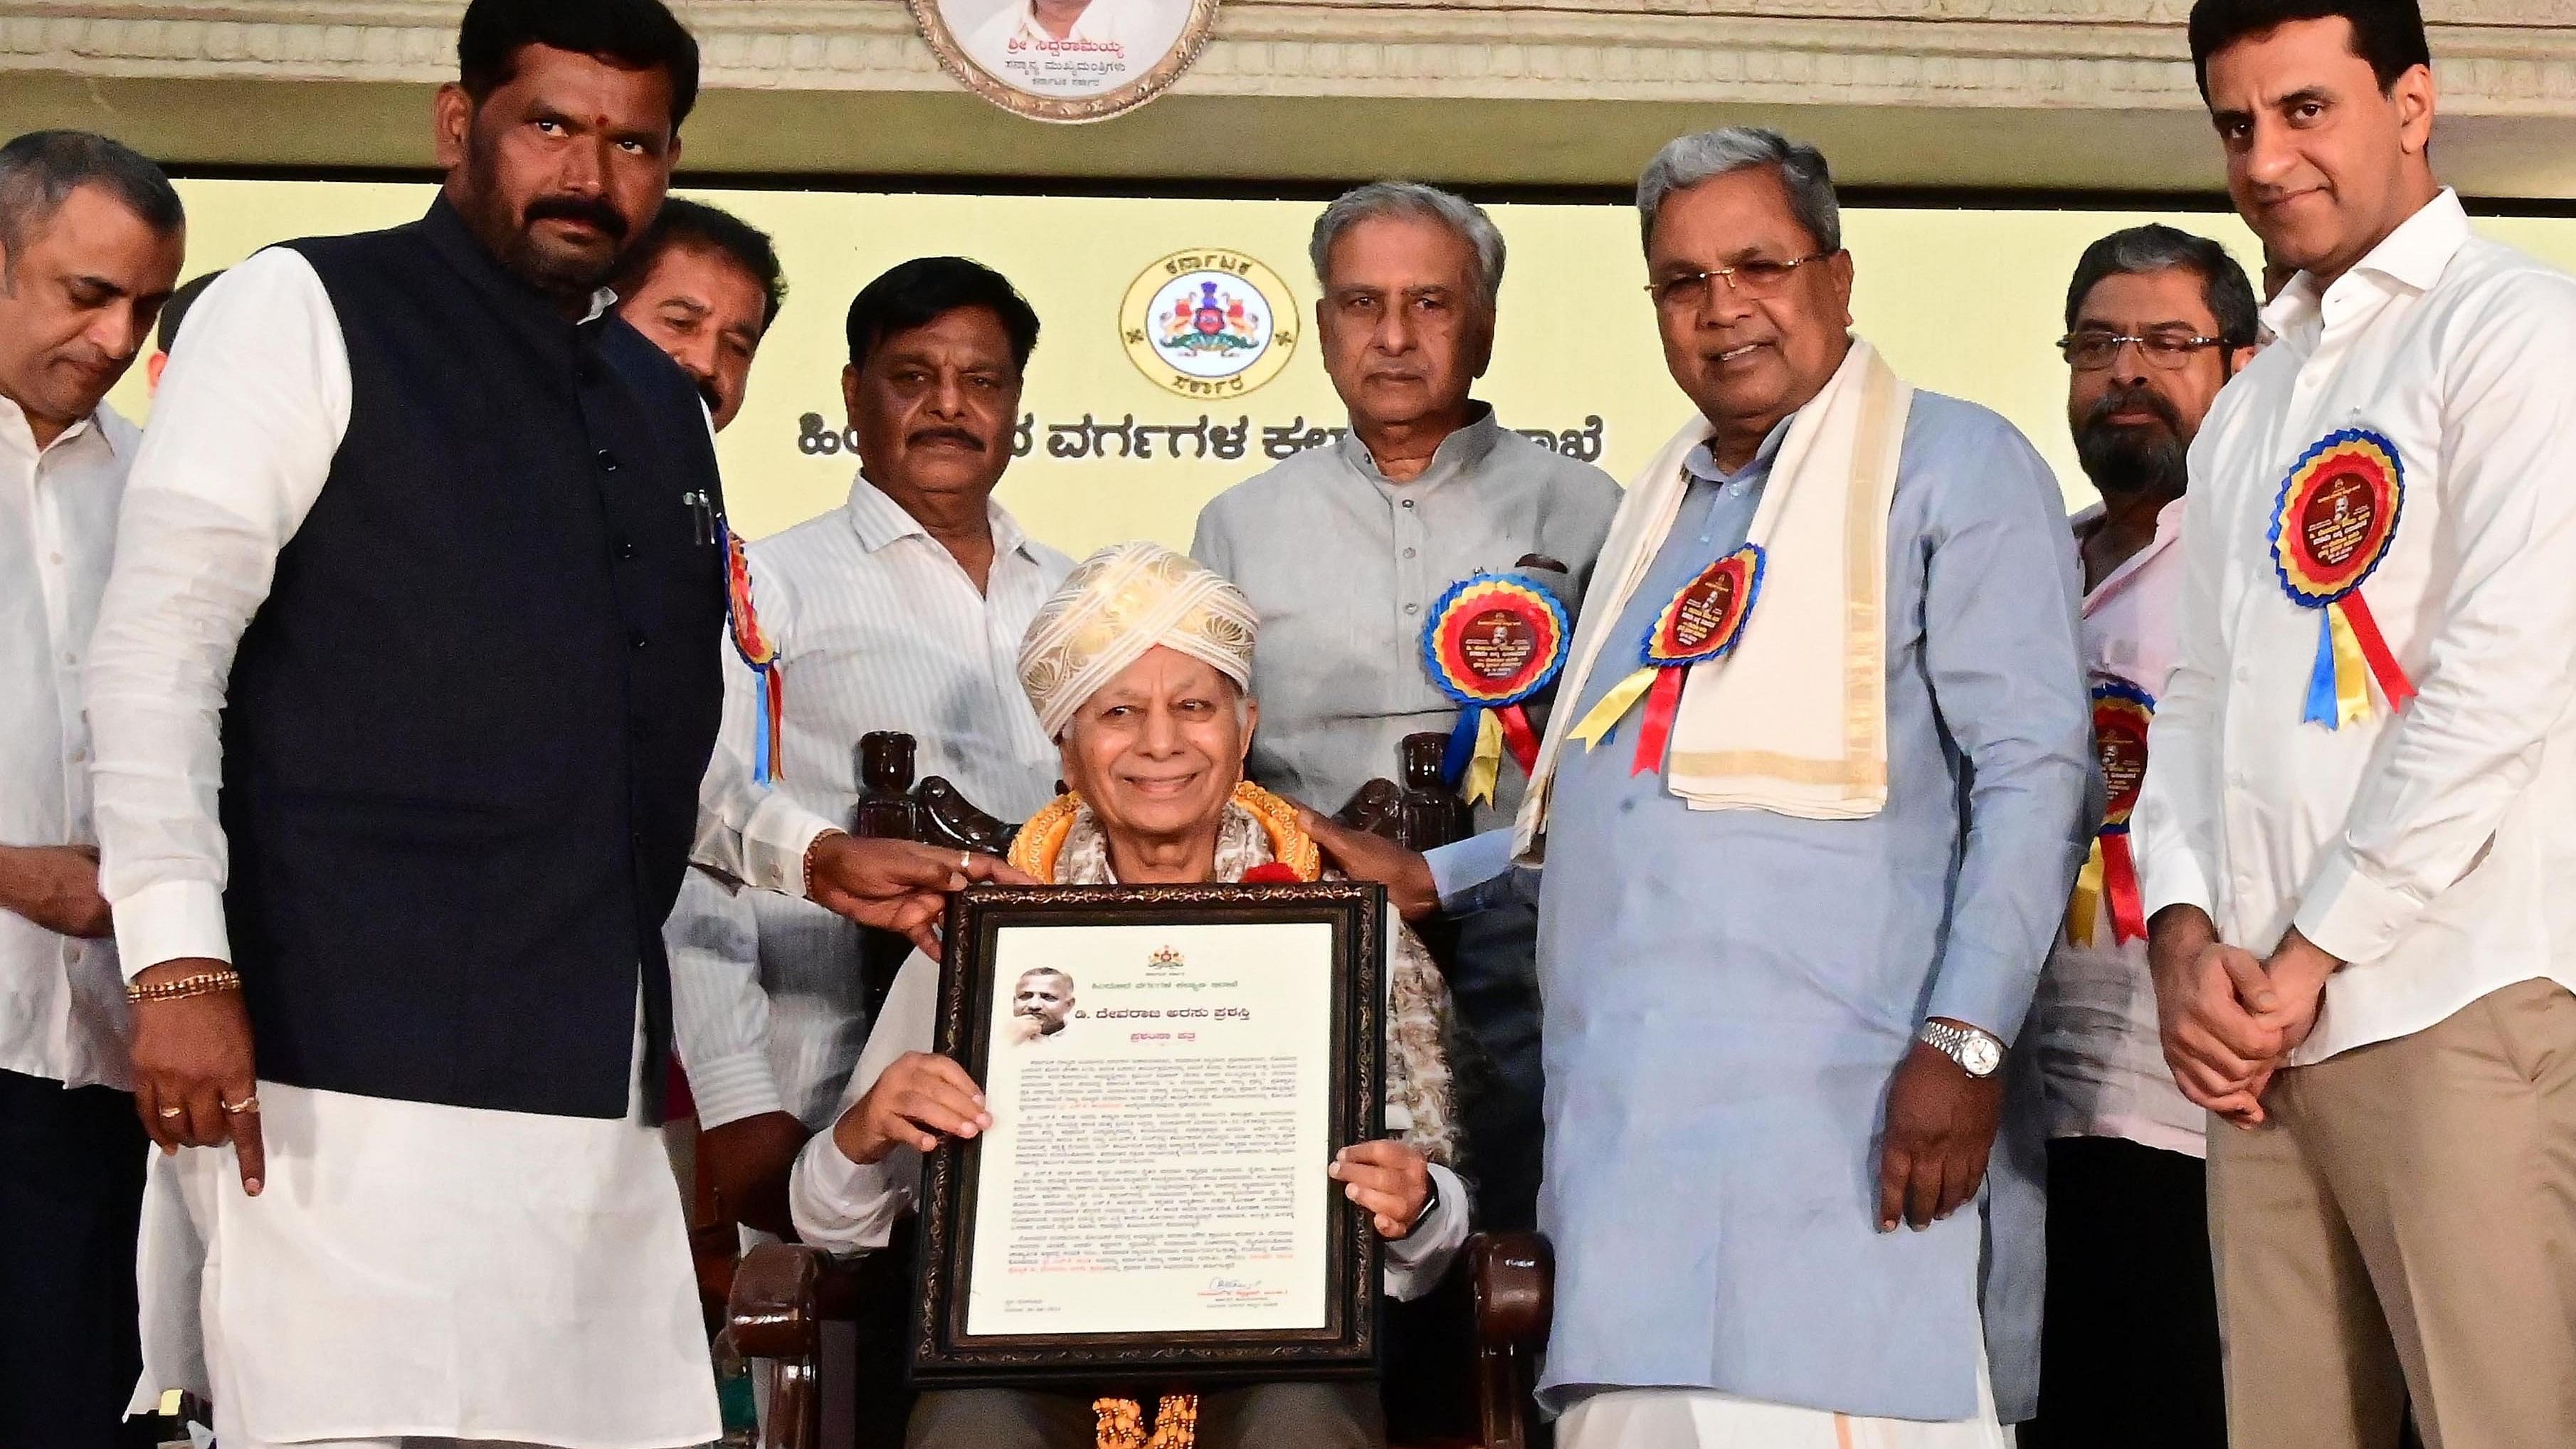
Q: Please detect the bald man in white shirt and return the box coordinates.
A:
[2137,5,2576,1447]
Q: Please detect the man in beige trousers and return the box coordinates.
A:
[2136,3,2576,1447]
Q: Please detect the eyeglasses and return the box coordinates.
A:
[1644,253,1835,308]
[2058,331,2228,372]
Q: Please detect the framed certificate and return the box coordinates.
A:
[909,882,1385,1385]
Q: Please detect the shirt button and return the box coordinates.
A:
[630,631,649,650]
[1401,499,1415,510]
[47,552,63,566]
[61,651,76,666]
[70,749,87,764]
[1404,603,1421,616]
[596,450,620,473]
[1403,547,1417,559]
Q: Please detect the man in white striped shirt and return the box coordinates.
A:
[670,257,1074,1231]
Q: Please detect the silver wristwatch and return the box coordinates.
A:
[1918,1019,2004,1078]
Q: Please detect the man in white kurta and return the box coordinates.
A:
[87,6,1019,1446]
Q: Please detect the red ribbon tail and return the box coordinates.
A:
[765,669,786,783]
[1630,668,1686,777]
[1496,705,1542,774]
[2336,593,2414,711]
[2103,833,2145,944]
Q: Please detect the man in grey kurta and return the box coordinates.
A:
[1194,182,1620,1231]
[1309,131,2087,1440]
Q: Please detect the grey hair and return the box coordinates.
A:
[2064,223,2261,350]
[1309,181,1506,314]
[1635,127,1839,255]
[0,131,184,278]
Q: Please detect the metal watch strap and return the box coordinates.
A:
[1919,1019,2002,1077]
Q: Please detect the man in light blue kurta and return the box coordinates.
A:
[1312,129,2089,1441]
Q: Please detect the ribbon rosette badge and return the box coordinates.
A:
[2270,428,2414,729]
[722,522,786,785]
[2069,680,2153,947]
[1567,544,1766,777]
[1420,574,1572,806]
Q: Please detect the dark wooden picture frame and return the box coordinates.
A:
[910,881,1385,1387]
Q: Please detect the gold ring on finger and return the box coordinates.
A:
[157,1105,184,1119]
[221,1095,260,1115]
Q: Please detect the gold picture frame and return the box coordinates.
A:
[907,0,1223,124]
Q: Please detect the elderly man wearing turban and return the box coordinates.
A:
[786,542,1469,1448]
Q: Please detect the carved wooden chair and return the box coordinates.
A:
[724,732,1556,1449]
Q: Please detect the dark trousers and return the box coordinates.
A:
[1424,900,1544,1232]
[0,1067,151,1449]
[2021,1134,2227,1449]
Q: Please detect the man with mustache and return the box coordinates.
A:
[1193,181,1619,1234]
[2134,2,2576,1445]
[1307,127,2090,1445]
[83,4,1023,1445]
[2020,225,2256,1449]
[1009,967,1075,1043]
[612,196,783,433]
[0,127,183,1449]
[666,255,1072,1236]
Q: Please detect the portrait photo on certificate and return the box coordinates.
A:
[911,882,1385,1385]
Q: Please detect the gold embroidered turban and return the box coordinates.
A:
[1018,542,1259,740]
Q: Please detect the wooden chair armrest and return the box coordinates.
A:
[1471,1230,1553,1353]
[727,1240,831,1362]
[1468,1231,1553,1449]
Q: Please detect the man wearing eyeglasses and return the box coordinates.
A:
[1303,125,2090,1446]
[2020,226,2257,1449]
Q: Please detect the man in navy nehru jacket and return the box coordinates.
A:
[83,3,1023,1444]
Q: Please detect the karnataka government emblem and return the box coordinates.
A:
[1567,544,1767,777]
[1120,251,1298,399]
[1422,574,1572,806]
[2269,427,2414,729]
[2069,680,2153,947]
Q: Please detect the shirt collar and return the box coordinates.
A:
[1682,412,1795,486]
[2260,188,2469,337]
[0,392,110,466]
[2074,495,2186,609]
[845,470,1031,559]
[1335,401,1505,492]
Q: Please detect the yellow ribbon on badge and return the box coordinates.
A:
[1566,668,1659,751]
[2328,605,2372,728]
[2068,841,2104,946]
[1459,708,1505,808]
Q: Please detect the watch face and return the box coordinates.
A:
[1961,1035,2003,1077]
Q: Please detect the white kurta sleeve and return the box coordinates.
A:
[1380,1161,1470,1302]
[788,948,939,1253]
[87,248,352,976]
[665,865,784,1128]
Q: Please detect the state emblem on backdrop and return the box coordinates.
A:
[1121,250,1299,399]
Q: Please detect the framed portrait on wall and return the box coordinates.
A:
[907,0,1220,122]
[909,882,1385,1386]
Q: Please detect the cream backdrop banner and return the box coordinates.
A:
[112,181,2576,556]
